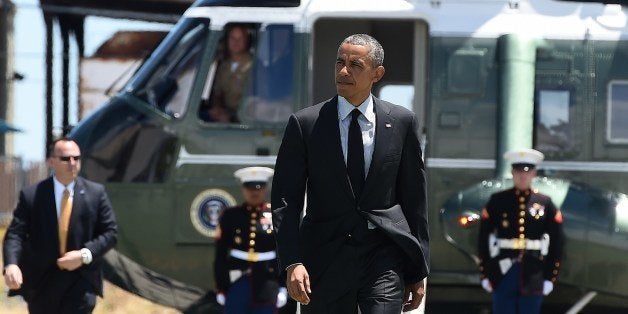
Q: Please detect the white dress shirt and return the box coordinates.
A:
[53,176,75,219]
[337,95,376,177]
[52,176,92,263]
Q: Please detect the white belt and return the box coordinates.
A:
[497,238,542,250]
[230,249,276,262]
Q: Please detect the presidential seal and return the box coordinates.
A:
[190,189,237,237]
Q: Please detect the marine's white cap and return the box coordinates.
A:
[234,167,274,189]
[504,148,544,171]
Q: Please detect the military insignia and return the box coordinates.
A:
[502,220,509,228]
[529,203,545,218]
[190,189,237,238]
[481,208,489,220]
[529,207,537,216]
[554,209,563,223]
[261,212,273,231]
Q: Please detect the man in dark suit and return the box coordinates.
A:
[3,137,118,313]
[271,34,429,313]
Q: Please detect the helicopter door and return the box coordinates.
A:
[534,59,628,295]
[532,41,588,290]
[588,43,628,296]
[587,80,628,296]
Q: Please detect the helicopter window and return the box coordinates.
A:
[199,23,257,123]
[607,81,628,143]
[535,89,576,154]
[199,24,295,125]
[379,84,414,112]
[137,20,209,118]
[79,105,177,184]
[240,24,294,123]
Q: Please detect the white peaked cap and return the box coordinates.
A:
[503,148,545,166]
[234,166,275,184]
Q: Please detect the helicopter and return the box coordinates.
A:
[67,0,628,312]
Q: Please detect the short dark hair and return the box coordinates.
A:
[339,34,384,67]
[47,137,78,158]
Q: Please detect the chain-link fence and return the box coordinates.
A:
[0,157,48,226]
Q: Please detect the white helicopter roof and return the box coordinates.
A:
[183,0,628,40]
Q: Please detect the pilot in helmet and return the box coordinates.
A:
[213,166,288,313]
[477,148,565,314]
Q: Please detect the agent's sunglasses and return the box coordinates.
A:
[56,155,81,162]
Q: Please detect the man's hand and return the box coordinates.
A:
[481,278,493,293]
[3,264,23,290]
[542,280,554,296]
[57,250,83,271]
[402,278,425,312]
[286,264,311,305]
[216,292,226,306]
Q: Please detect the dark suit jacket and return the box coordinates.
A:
[2,176,118,297]
[271,96,429,301]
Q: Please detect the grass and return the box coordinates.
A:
[0,227,180,314]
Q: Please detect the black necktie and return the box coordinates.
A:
[347,109,365,199]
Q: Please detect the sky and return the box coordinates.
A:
[10,0,171,162]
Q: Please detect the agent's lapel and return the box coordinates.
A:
[68,178,87,243]
[41,177,60,250]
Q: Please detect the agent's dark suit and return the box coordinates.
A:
[3,176,118,313]
[271,96,429,311]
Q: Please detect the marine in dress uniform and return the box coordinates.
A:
[214,167,288,314]
[478,148,565,314]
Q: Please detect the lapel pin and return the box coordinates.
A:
[80,189,85,195]
[385,123,392,128]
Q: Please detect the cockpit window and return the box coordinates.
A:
[135,19,209,118]
[198,23,295,125]
[199,23,256,123]
[607,81,628,143]
[241,24,295,123]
